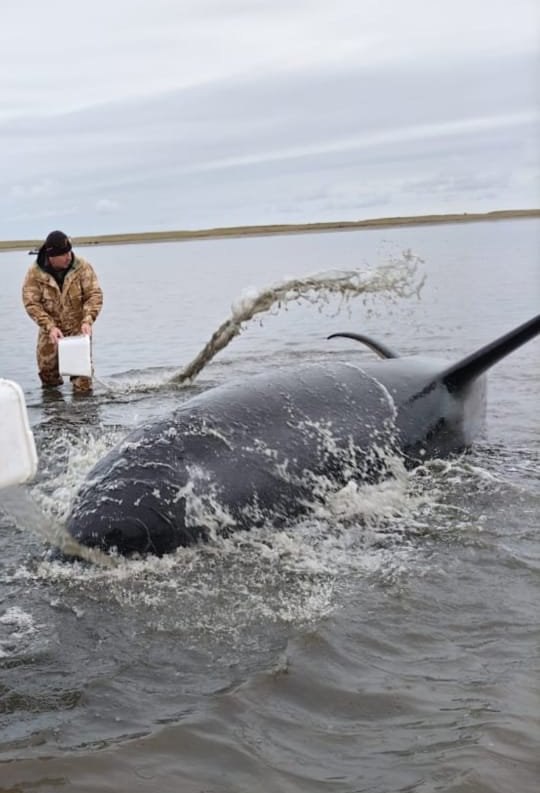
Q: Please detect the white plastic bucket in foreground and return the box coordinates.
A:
[58,335,92,377]
[0,379,38,488]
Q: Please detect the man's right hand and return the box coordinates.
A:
[49,327,64,345]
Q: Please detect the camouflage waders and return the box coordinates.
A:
[22,254,103,392]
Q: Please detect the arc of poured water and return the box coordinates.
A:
[171,256,424,385]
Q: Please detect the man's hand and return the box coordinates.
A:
[49,327,64,345]
[81,323,92,336]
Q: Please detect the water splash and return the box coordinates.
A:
[171,254,424,385]
[16,257,425,563]
[21,428,125,567]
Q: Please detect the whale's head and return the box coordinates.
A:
[66,485,187,556]
[67,493,210,555]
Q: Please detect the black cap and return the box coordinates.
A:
[44,230,72,257]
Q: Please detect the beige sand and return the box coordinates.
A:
[1,209,538,253]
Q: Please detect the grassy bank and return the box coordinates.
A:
[1,209,538,253]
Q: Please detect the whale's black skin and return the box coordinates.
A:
[66,315,540,556]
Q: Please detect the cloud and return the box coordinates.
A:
[0,3,538,237]
[96,198,120,214]
[2,0,537,119]
[10,180,56,199]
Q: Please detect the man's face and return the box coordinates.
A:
[48,252,72,270]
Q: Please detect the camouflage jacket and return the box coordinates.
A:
[22,255,103,335]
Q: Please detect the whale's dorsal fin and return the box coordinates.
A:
[441,314,540,393]
[327,332,399,359]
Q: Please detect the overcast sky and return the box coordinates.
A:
[1,0,538,239]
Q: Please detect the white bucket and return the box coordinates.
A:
[0,379,38,488]
[58,335,92,377]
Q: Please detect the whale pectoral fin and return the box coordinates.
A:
[441,313,540,392]
[327,332,399,359]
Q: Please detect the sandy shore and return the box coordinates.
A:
[1,209,538,252]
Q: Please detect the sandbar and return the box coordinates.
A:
[1,208,538,253]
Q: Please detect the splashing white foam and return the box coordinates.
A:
[171,255,424,385]
[0,606,37,658]
[89,254,424,395]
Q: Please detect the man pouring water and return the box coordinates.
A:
[22,230,103,393]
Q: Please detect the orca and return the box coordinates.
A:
[66,315,540,556]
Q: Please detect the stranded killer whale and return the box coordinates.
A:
[66,314,540,556]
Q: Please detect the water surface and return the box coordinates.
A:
[0,219,539,792]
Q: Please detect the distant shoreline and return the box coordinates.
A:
[1,209,538,252]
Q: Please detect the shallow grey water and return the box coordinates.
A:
[0,219,539,792]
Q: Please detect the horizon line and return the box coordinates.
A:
[1,208,538,252]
